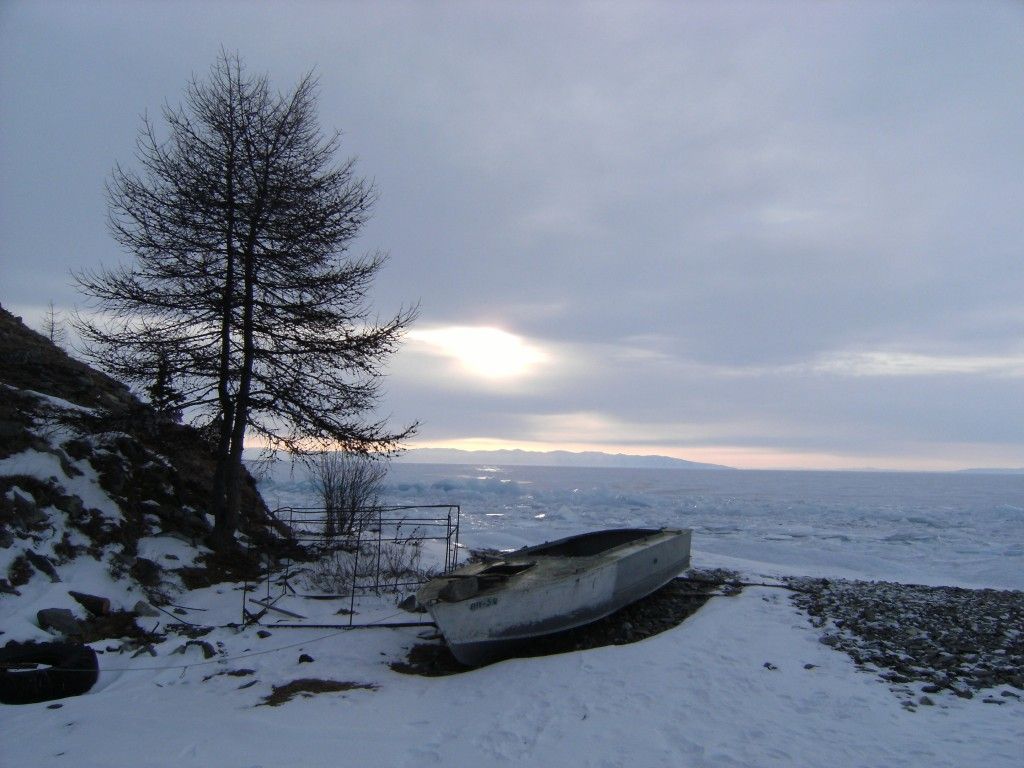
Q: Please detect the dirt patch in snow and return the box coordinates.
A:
[258,678,377,706]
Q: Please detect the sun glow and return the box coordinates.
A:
[408,326,548,380]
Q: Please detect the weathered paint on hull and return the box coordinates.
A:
[421,528,691,666]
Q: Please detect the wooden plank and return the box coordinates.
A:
[249,597,306,619]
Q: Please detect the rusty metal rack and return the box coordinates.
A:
[242,504,460,627]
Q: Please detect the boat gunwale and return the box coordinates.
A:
[419,528,688,607]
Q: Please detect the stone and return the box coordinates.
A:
[174,640,215,659]
[54,494,84,516]
[69,590,111,616]
[133,600,161,617]
[131,643,157,658]
[257,630,272,639]
[11,492,46,528]
[397,595,418,612]
[918,696,935,706]
[24,550,60,583]
[189,640,216,659]
[129,557,162,587]
[37,607,83,637]
[298,653,314,664]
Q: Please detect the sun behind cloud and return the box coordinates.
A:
[407,326,549,380]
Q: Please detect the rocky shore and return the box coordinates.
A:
[787,577,1023,707]
[397,569,1023,709]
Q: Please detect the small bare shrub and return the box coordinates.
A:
[309,452,387,541]
[305,549,359,594]
[303,535,436,595]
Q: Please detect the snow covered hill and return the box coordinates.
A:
[0,304,274,641]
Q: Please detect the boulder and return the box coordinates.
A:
[36,608,83,637]
[68,590,111,616]
[129,557,162,587]
[133,600,161,618]
[24,550,60,583]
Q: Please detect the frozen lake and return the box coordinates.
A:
[257,462,1024,591]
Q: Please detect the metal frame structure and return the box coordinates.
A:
[242,504,460,627]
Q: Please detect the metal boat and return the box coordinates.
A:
[416,527,692,666]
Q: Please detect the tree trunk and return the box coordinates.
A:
[211,123,240,550]
[219,222,259,550]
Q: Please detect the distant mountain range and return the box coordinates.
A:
[397,448,732,470]
[957,467,1024,475]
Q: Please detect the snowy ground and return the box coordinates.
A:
[5,580,1021,768]
[4,462,1023,767]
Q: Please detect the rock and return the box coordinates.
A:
[69,590,111,616]
[763,662,778,671]
[189,640,216,659]
[174,640,215,659]
[37,607,83,637]
[257,630,272,639]
[11,491,46,528]
[298,653,314,664]
[918,695,935,706]
[24,550,60,583]
[129,557,162,587]
[397,595,419,612]
[54,494,84,517]
[133,600,161,617]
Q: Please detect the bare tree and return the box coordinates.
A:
[41,301,66,347]
[74,53,416,550]
[310,451,387,539]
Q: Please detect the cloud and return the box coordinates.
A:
[405,326,551,382]
[811,350,1024,378]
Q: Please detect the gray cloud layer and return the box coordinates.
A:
[2,1,1022,468]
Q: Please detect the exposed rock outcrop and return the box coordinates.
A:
[0,303,286,609]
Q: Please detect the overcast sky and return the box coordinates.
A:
[2,1,1023,470]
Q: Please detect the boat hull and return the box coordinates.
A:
[418,528,691,666]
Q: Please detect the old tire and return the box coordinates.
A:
[0,641,98,705]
